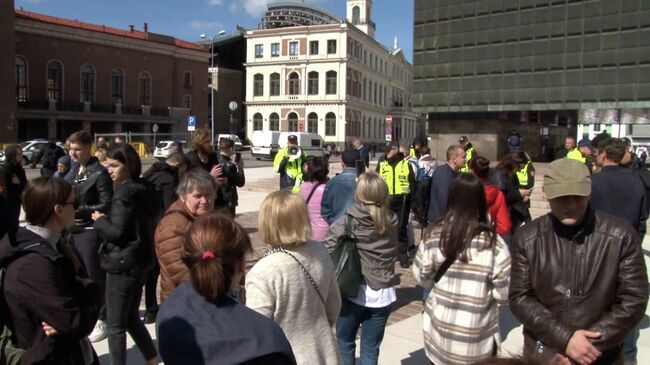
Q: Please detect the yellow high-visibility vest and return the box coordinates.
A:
[273,147,305,193]
[566,148,585,164]
[379,159,411,195]
[516,161,531,187]
[459,147,475,173]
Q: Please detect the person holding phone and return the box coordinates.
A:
[215,137,245,217]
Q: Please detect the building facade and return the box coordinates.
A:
[413,0,650,160]
[0,0,17,142]
[8,9,208,142]
[245,0,418,148]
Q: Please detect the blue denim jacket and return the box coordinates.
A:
[321,168,357,225]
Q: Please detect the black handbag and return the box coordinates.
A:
[99,240,141,274]
[330,216,363,298]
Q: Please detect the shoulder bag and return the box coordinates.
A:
[330,216,363,297]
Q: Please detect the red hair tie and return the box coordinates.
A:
[201,251,215,261]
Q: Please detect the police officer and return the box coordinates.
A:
[568,138,596,173]
[377,143,415,268]
[458,136,475,173]
[273,135,306,193]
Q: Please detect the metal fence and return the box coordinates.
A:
[94,132,193,156]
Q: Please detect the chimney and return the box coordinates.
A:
[143,22,148,33]
[129,25,134,32]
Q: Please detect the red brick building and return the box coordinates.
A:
[5,4,208,142]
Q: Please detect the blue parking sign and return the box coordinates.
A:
[187,115,197,131]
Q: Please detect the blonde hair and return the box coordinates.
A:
[258,190,311,247]
[355,172,392,234]
[94,148,107,163]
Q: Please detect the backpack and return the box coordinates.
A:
[412,177,431,226]
[330,216,363,298]
[138,177,164,226]
[41,145,65,170]
[0,254,29,365]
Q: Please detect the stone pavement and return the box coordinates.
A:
[91,162,650,364]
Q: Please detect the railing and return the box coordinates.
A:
[150,107,169,117]
[91,104,113,114]
[122,105,142,115]
[17,100,49,110]
[61,102,83,112]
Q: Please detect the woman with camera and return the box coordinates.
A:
[246,190,342,365]
[0,177,101,364]
[214,137,245,217]
[91,144,158,365]
[324,172,399,365]
[157,213,296,365]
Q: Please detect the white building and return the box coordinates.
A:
[244,0,418,148]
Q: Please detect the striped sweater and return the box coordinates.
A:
[412,230,511,365]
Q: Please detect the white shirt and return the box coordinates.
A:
[349,284,396,308]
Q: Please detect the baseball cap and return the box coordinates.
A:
[288,135,298,143]
[577,138,592,148]
[544,159,591,200]
[459,136,469,144]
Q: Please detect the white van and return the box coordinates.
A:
[251,131,326,160]
[215,134,243,151]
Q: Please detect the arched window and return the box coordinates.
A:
[15,56,27,101]
[270,113,280,131]
[326,71,337,95]
[307,112,318,134]
[288,72,299,95]
[308,71,319,95]
[288,112,299,132]
[111,68,124,105]
[270,73,280,96]
[253,113,263,131]
[138,72,151,106]
[352,6,361,24]
[46,60,63,104]
[253,74,264,96]
[80,64,95,103]
[325,112,336,136]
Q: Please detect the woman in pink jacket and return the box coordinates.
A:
[299,157,330,241]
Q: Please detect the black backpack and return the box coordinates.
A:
[41,145,65,170]
[412,177,432,226]
[0,254,29,365]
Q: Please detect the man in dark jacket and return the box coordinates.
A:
[321,149,358,225]
[428,145,464,224]
[510,158,648,365]
[214,138,245,217]
[32,141,65,177]
[353,138,370,171]
[66,130,113,342]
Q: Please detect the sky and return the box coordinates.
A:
[14,0,414,62]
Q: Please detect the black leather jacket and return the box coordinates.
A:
[72,157,113,227]
[510,207,648,363]
[215,153,245,210]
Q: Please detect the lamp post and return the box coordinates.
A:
[200,30,226,145]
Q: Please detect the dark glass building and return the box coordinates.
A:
[413,0,650,159]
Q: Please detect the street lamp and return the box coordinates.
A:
[200,30,226,145]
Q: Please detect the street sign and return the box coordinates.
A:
[152,123,159,133]
[229,101,238,111]
[386,114,393,124]
[385,133,392,142]
[187,115,197,132]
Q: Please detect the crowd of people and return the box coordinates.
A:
[0,129,647,365]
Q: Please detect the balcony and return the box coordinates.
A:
[15,99,174,121]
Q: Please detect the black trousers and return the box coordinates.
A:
[389,195,411,263]
[72,229,106,320]
[144,260,159,312]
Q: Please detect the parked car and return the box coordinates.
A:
[19,140,50,165]
[154,140,189,159]
[215,134,243,151]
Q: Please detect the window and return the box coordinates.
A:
[308,71,319,95]
[289,41,299,56]
[352,6,361,24]
[308,112,318,134]
[47,60,63,103]
[255,44,263,58]
[327,39,337,54]
[183,95,191,109]
[310,40,319,55]
[184,71,192,87]
[15,56,27,101]
[253,74,264,96]
[271,43,280,57]
[253,113,263,131]
[288,112,298,132]
[80,64,95,103]
[288,72,299,95]
[270,73,280,96]
[138,71,151,106]
[326,71,337,95]
[270,113,280,131]
[325,112,336,136]
[111,69,124,105]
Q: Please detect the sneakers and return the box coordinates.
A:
[144,309,158,324]
[89,320,107,343]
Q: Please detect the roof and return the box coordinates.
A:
[15,9,204,52]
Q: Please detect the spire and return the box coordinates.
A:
[394,36,399,50]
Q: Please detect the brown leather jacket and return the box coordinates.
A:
[154,199,195,302]
[510,208,648,363]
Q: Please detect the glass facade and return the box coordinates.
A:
[413,0,650,112]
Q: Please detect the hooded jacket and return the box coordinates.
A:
[483,184,511,236]
[157,282,296,365]
[0,228,100,365]
[142,161,179,212]
[324,203,400,290]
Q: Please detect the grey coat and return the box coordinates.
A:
[324,203,400,290]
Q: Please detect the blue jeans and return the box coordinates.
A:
[336,298,392,365]
[623,325,640,360]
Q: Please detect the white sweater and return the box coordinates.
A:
[246,241,343,365]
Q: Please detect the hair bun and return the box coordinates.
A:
[201,251,216,261]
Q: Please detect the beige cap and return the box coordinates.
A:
[543,158,591,199]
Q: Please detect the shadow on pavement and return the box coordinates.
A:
[399,348,428,364]
[98,339,159,365]
[394,285,423,313]
[499,305,522,341]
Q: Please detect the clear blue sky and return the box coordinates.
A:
[15,0,413,62]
